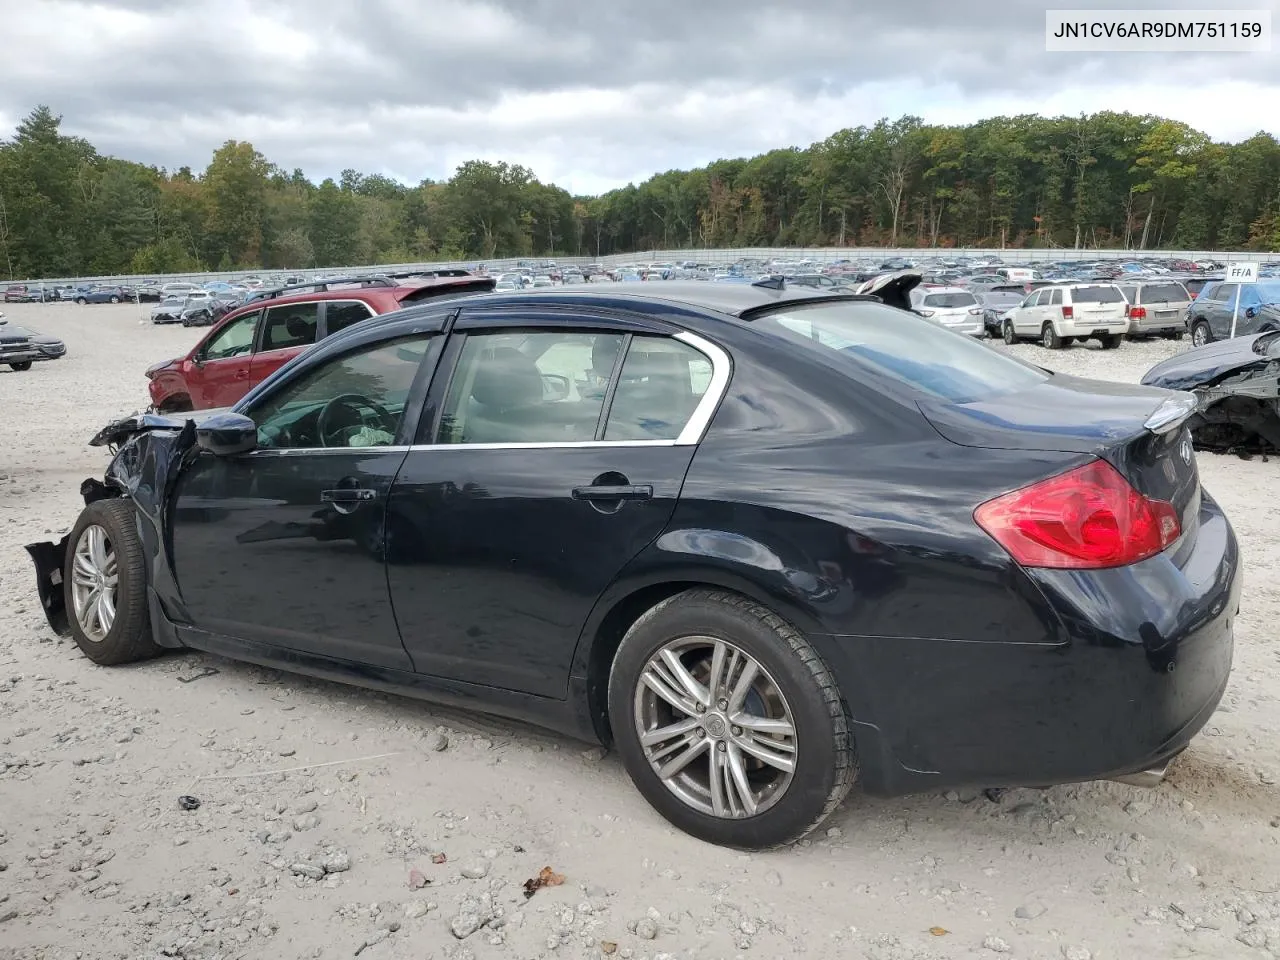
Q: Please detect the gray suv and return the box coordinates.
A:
[1186,279,1280,345]
[1117,280,1190,339]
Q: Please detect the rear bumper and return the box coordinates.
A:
[1130,316,1186,334]
[1058,319,1128,337]
[816,491,1240,796]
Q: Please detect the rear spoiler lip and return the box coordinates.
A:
[1143,392,1198,435]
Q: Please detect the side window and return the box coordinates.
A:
[437,330,626,445]
[248,335,432,450]
[1240,286,1262,308]
[603,336,713,441]
[326,300,377,334]
[259,302,320,352]
[1023,291,1041,308]
[1199,283,1221,302]
[1217,283,1239,307]
[1049,289,1063,306]
[200,311,260,361]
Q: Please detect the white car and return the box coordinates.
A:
[1000,283,1129,349]
[908,286,985,337]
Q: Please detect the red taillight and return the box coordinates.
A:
[1061,305,1073,319]
[974,459,1180,569]
[1128,305,1146,319]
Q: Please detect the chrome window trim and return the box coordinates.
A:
[246,445,413,457]
[410,328,731,452]
[241,329,732,456]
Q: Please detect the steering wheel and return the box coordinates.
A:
[316,393,397,447]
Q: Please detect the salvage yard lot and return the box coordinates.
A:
[1,302,1279,960]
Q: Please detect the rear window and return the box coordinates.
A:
[922,292,978,308]
[1139,283,1188,303]
[753,301,1049,403]
[1070,285,1124,303]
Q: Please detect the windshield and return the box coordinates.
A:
[752,300,1049,403]
[922,292,978,308]
[1071,285,1123,303]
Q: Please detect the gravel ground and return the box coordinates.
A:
[1,302,1279,960]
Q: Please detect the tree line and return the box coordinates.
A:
[1,104,1278,280]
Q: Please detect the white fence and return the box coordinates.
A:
[12,246,1280,289]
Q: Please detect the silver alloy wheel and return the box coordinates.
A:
[1042,326,1054,348]
[633,635,797,819]
[1192,324,1208,347]
[70,524,118,642]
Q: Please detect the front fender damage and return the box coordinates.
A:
[1188,363,1280,454]
[25,418,200,637]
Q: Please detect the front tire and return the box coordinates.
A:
[63,499,160,665]
[1192,321,1212,347]
[608,589,855,849]
[75,297,86,305]
[1098,334,1122,349]
[1041,323,1063,349]
[1002,320,1018,345]
[9,361,32,371]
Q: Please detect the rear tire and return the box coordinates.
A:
[9,361,32,371]
[63,499,160,666]
[1002,320,1018,345]
[608,589,855,849]
[1098,334,1122,349]
[1041,323,1063,349]
[1192,322,1212,347]
[109,295,120,303]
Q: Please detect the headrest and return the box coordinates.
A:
[286,315,312,338]
[471,346,543,409]
[619,350,684,382]
[591,336,621,378]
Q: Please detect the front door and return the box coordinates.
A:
[170,330,442,668]
[385,313,723,697]
[192,310,261,409]
[1013,291,1042,335]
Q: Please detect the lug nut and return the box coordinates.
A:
[695,703,705,713]
[731,726,742,737]
[717,698,728,710]
[716,741,727,752]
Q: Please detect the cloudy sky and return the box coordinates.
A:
[1,0,1276,195]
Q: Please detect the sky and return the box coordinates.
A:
[1,0,1277,196]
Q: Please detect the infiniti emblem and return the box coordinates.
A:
[704,716,727,739]
[1179,437,1193,464]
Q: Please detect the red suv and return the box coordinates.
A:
[145,275,493,412]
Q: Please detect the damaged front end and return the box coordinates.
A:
[1143,332,1280,455]
[25,409,208,636]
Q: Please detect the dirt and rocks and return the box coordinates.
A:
[1,302,1278,960]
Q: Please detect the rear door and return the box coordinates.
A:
[191,309,262,409]
[248,301,320,392]
[384,308,726,697]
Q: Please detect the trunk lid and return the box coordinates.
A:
[919,373,1202,545]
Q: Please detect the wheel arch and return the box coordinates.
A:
[571,563,826,745]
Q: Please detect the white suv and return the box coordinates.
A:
[908,286,985,337]
[1000,283,1128,349]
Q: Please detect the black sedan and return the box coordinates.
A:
[0,313,66,370]
[26,282,1240,848]
[1142,330,1280,451]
